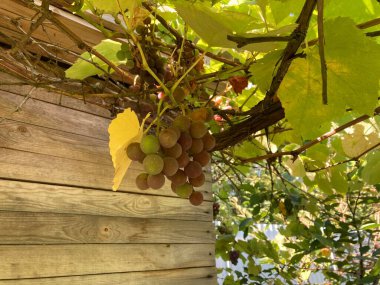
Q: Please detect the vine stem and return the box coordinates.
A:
[115,0,173,103]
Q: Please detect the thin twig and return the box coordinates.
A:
[238,106,380,163]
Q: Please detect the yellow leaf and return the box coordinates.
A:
[108,108,148,191]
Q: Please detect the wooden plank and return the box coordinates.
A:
[0,211,215,244]
[0,89,110,140]
[0,148,212,199]
[0,244,215,279]
[0,180,213,221]
[0,267,217,285]
[0,119,111,165]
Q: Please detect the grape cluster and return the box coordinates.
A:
[126,107,215,206]
[229,250,240,266]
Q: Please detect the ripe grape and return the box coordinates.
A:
[126,142,145,162]
[202,133,216,151]
[147,173,165,189]
[143,154,164,175]
[168,169,187,186]
[168,126,181,140]
[190,107,208,122]
[163,143,182,158]
[189,191,204,206]
[189,172,205,187]
[163,157,179,177]
[159,128,178,148]
[184,161,203,178]
[189,138,203,154]
[140,135,160,154]
[190,121,207,139]
[193,150,211,167]
[173,115,191,132]
[178,132,192,151]
[135,173,149,190]
[174,183,193,198]
[177,152,190,168]
[229,250,240,266]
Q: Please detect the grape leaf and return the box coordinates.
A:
[278,18,380,139]
[269,0,304,25]
[83,0,141,16]
[108,108,149,191]
[250,49,283,93]
[342,123,380,158]
[65,40,131,80]
[361,150,380,185]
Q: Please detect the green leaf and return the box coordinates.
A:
[84,0,140,15]
[278,18,380,139]
[361,150,380,185]
[249,50,283,93]
[65,40,130,80]
[361,223,380,230]
[175,2,259,48]
[269,0,304,25]
[342,123,380,158]
[233,139,266,159]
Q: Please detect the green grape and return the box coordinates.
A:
[189,172,205,187]
[174,183,193,198]
[126,142,145,162]
[184,161,202,178]
[189,191,204,206]
[178,132,192,151]
[173,87,187,103]
[190,121,208,139]
[189,138,203,155]
[135,173,149,190]
[164,143,182,158]
[163,157,179,177]
[143,154,164,175]
[173,115,191,132]
[140,135,160,154]
[193,150,211,167]
[147,173,165,189]
[202,133,216,151]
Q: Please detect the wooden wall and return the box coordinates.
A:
[0,72,216,284]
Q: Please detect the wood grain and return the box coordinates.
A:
[0,180,213,221]
[0,211,214,244]
[0,267,216,285]
[0,89,109,140]
[0,244,215,279]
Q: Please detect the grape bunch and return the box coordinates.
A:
[126,107,215,206]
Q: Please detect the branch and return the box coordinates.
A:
[307,141,380,172]
[214,0,317,150]
[317,0,327,104]
[227,35,291,48]
[237,106,380,163]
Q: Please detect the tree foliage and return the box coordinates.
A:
[13,0,380,283]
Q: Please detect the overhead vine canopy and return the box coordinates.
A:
[1,0,380,283]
